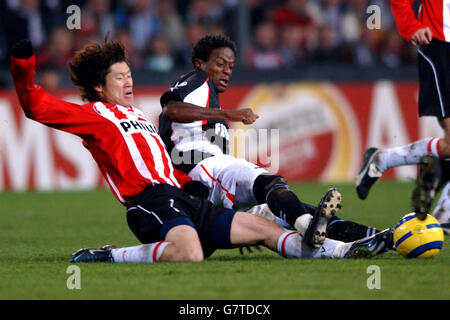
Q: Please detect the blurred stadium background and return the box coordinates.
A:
[0,0,438,191]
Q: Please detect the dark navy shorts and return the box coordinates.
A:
[126,183,236,258]
[417,40,450,118]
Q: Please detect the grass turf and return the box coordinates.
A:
[0,181,448,300]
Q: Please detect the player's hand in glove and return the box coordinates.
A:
[183,180,209,199]
[11,39,34,59]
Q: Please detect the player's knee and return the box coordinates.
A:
[252,174,288,204]
[182,248,204,262]
[174,244,204,262]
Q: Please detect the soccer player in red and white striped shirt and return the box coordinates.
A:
[10,39,393,262]
[356,1,450,228]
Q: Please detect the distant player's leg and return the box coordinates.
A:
[356,138,442,200]
[357,41,450,200]
[411,155,442,220]
[431,181,450,234]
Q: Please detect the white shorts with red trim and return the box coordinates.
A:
[188,154,268,209]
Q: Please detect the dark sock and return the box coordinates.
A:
[266,187,316,226]
[327,216,380,242]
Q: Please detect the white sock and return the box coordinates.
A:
[111,241,169,263]
[277,231,302,258]
[304,238,353,258]
[276,231,352,259]
[377,138,441,172]
[329,240,353,258]
[294,214,313,237]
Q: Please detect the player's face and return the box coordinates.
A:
[200,47,235,93]
[96,61,133,107]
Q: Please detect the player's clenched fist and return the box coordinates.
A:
[229,108,259,125]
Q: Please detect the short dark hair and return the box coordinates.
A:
[69,40,129,102]
[191,34,236,68]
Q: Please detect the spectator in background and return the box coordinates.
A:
[0,0,420,72]
[247,0,275,29]
[309,24,342,64]
[185,0,224,27]
[41,0,83,33]
[354,25,382,66]
[82,0,116,40]
[115,28,144,70]
[279,24,304,67]
[2,0,47,56]
[320,0,346,44]
[340,0,364,45]
[36,67,61,92]
[380,29,404,68]
[270,0,320,54]
[36,26,74,70]
[174,22,207,69]
[144,35,175,72]
[156,0,185,52]
[124,0,160,52]
[246,20,283,69]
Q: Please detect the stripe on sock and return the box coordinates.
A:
[278,231,297,258]
[427,138,442,158]
[153,241,169,262]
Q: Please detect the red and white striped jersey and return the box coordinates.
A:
[11,55,190,205]
[391,0,450,42]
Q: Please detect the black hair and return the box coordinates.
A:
[191,34,236,68]
[69,40,129,102]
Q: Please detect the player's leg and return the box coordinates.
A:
[356,138,442,200]
[247,202,381,242]
[411,155,442,219]
[190,155,376,244]
[71,218,205,263]
[253,173,343,247]
[71,185,206,263]
[430,181,450,234]
[110,224,204,263]
[357,41,450,200]
[228,211,393,259]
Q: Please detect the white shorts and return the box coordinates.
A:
[187,154,268,209]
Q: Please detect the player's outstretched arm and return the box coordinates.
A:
[10,39,82,127]
[162,100,259,125]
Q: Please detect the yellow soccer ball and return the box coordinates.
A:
[394,213,444,258]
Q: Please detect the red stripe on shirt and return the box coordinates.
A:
[131,132,167,184]
[151,135,180,187]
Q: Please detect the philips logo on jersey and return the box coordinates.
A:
[120,120,158,134]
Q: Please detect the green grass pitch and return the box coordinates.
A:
[0,181,448,300]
